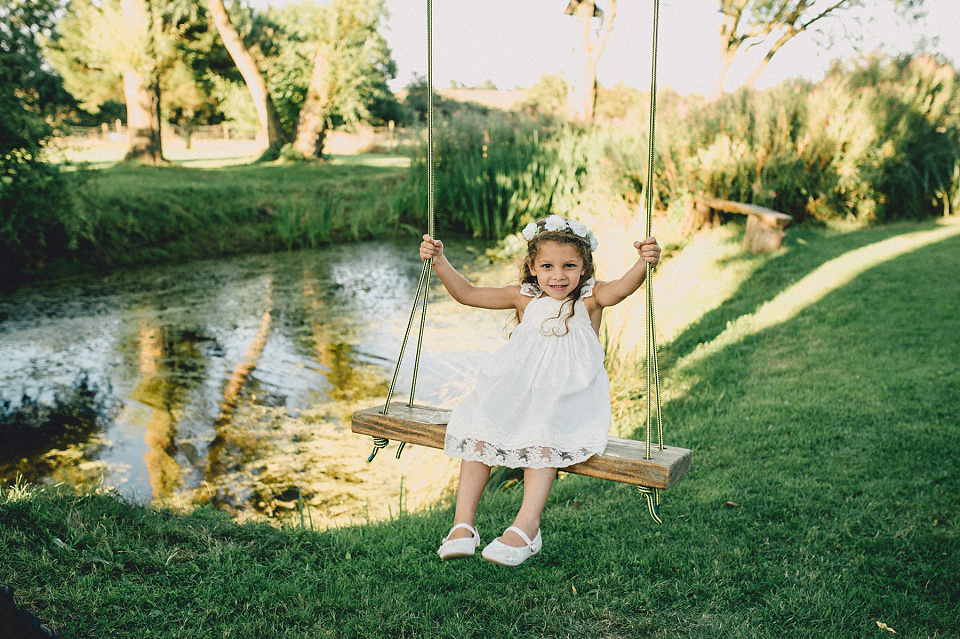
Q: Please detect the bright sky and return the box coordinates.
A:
[255,0,960,95]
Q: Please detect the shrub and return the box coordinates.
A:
[1,0,90,287]
[603,54,960,225]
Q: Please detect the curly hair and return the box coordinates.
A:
[512,222,596,336]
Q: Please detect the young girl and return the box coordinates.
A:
[420,215,661,566]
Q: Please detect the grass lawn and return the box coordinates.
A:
[2,220,958,638]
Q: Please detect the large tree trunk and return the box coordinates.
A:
[205,0,286,155]
[120,0,164,164]
[292,42,331,158]
[565,0,616,125]
[122,68,164,163]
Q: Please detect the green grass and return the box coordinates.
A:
[2,221,958,638]
[28,160,412,281]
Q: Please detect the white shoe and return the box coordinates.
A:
[481,526,542,566]
[437,523,480,560]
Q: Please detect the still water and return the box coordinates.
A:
[0,242,507,525]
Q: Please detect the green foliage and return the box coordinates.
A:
[664,80,819,217]
[253,0,400,139]
[400,74,491,125]
[162,59,223,142]
[47,163,406,277]
[44,0,124,115]
[601,54,960,224]
[208,73,259,135]
[47,0,247,134]
[847,55,960,219]
[595,82,648,123]
[1,0,90,284]
[1,0,73,127]
[521,73,567,119]
[275,191,345,248]
[396,113,589,239]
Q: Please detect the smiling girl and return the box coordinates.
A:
[419,215,660,566]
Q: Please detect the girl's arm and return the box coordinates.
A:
[592,237,661,308]
[420,235,519,310]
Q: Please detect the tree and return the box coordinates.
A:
[717,0,926,96]
[162,59,220,148]
[522,74,568,119]
[49,0,166,162]
[290,0,397,158]
[205,0,286,155]
[120,0,164,163]
[563,0,616,124]
[49,0,226,153]
[44,0,125,117]
[161,2,234,146]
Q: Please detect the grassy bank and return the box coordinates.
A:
[2,220,959,638]
[20,158,412,283]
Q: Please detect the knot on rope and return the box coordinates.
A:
[637,486,662,525]
[367,437,390,462]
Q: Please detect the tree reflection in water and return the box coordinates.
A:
[0,242,504,526]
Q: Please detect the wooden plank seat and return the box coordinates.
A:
[685,195,793,254]
[352,404,692,490]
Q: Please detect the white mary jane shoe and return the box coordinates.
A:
[437,522,480,560]
[481,526,542,567]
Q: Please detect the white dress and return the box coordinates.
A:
[443,278,611,469]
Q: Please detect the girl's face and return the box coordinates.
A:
[529,241,586,300]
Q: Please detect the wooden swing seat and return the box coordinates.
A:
[352,404,692,490]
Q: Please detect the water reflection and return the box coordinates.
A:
[0,242,505,524]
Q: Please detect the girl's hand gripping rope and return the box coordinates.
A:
[634,237,661,268]
[420,235,444,261]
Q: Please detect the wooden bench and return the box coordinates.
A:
[352,404,692,490]
[685,196,793,254]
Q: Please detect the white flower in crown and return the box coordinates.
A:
[521,222,538,241]
[586,230,599,251]
[568,220,588,238]
[543,215,567,232]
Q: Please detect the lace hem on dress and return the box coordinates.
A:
[444,433,604,469]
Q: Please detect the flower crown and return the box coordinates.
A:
[521,215,599,251]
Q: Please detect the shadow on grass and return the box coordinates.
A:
[661,220,951,369]
[601,228,960,636]
[3,222,958,639]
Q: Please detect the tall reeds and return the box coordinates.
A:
[398,114,590,239]
[651,54,960,224]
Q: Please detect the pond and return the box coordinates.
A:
[0,241,511,527]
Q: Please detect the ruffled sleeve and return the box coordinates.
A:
[520,281,542,297]
[580,277,596,298]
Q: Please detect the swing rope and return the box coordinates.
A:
[639,0,665,522]
[369,0,437,462]
[370,0,668,509]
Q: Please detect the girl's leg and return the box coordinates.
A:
[499,466,557,547]
[448,459,491,540]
